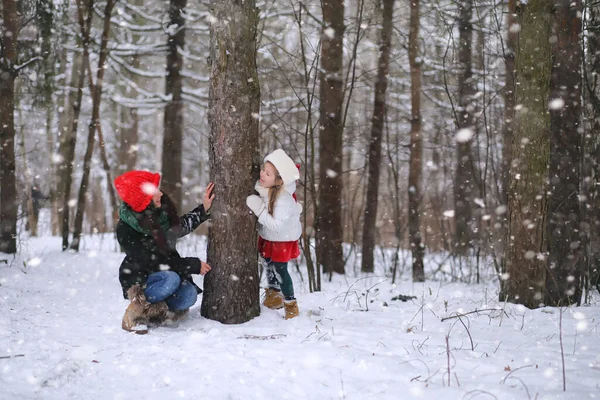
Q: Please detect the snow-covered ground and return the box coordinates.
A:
[1,227,599,399]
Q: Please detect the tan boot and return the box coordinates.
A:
[122,285,150,334]
[263,288,284,309]
[284,299,299,320]
[122,285,169,333]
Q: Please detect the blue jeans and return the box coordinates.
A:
[144,271,198,311]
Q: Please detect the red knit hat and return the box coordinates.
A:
[114,170,161,212]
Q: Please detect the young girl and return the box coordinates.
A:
[246,149,302,319]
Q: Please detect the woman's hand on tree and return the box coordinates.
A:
[200,261,212,275]
[204,182,215,211]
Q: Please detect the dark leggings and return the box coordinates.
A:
[264,258,295,300]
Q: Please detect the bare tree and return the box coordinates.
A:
[201,0,261,324]
[161,0,187,209]
[545,0,583,306]
[317,0,345,275]
[70,0,116,251]
[361,0,395,274]
[60,0,92,250]
[408,0,424,282]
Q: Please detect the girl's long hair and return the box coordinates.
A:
[268,165,284,215]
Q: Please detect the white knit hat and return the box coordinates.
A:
[264,149,300,185]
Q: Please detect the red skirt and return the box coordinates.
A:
[258,236,300,262]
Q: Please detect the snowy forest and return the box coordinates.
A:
[1,0,600,398]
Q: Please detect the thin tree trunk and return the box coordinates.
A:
[161,0,186,210]
[46,105,59,235]
[408,0,424,282]
[18,108,37,237]
[60,0,91,251]
[317,0,345,275]
[0,0,19,254]
[295,4,319,291]
[545,0,583,306]
[201,0,261,324]
[454,0,477,255]
[503,0,552,307]
[82,57,118,226]
[498,0,518,290]
[361,0,394,273]
[70,0,116,251]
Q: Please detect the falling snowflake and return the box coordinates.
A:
[455,128,474,143]
[142,182,157,196]
[324,27,335,39]
[549,98,565,110]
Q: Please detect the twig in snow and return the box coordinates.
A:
[499,294,508,327]
[462,389,498,399]
[504,376,532,400]
[0,354,24,360]
[453,315,475,351]
[493,341,502,354]
[500,364,534,384]
[236,334,286,340]
[446,335,451,386]
[559,307,566,391]
[441,308,506,322]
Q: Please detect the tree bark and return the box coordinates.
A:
[0,0,19,254]
[503,0,552,308]
[317,0,345,275]
[361,0,394,273]
[545,0,583,306]
[161,0,186,210]
[201,0,261,324]
[407,0,424,282]
[454,0,478,255]
[70,0,116,251]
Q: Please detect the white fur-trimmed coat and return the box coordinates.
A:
[254,181,302,242]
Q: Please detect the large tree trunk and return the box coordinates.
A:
[583,0,600,299]
[70,0,116,251]
[0,0,19,254]
[407,0,424,282]
[161,0,186,210]
[317,0,345,275]
[454,0,478,255]
[503,0,552,308]
[361,0,394,273]
[200,0,261,324]
[545,0,583,306]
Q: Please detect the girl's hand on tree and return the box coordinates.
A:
[204,182,215,211]
[246,195,265,217]
[200,261,212,275]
